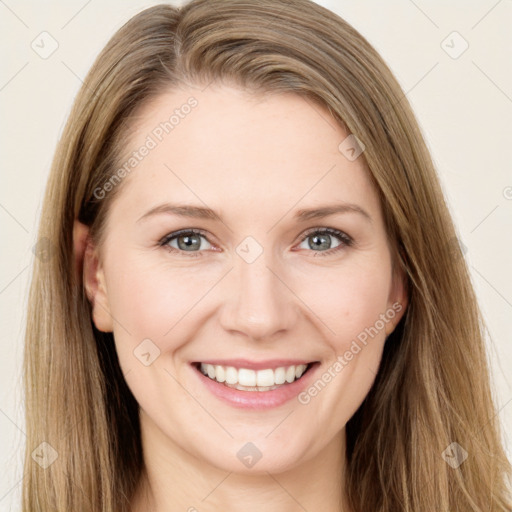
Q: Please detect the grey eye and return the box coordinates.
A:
[299,232,342,251]
[168,233,212,251]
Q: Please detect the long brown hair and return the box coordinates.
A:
[22,0,512,510]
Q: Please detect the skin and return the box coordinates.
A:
[79,83,407,512]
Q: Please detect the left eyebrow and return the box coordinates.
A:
[293,203,372,223]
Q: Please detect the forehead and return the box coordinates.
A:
[110,84,380,221]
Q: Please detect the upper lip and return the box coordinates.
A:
[193,359,316,371]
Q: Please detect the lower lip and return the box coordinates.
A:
[192,363,320,409]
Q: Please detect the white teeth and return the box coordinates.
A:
[199,363,309,390]
[274,367,286,385]
[285,366,296,383]
[215,365,225,383]
[225,366,237,385]
[256,369,274,387]
[295,366,304,378]
[238,368,256,387]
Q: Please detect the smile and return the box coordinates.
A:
[198,362,310,391]
[192,360,319,409]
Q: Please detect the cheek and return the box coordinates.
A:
[292,258,394,426]
[102,251,222,351]
[294,256,393,348]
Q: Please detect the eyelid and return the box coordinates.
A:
[294,226,353,255]
[158,228,210,246]
[159,226,353,256]
[299,226,352,243]
[159,228,218,256]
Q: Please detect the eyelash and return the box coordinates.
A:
[297,227,353,257]
[159,227,353,258]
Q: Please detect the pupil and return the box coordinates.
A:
[309,234,331,250]
[178,234,201,251]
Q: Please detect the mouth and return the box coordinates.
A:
[192,360,318,392]
[192,360,320,409]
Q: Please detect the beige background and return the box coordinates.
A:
[1,0,511,508]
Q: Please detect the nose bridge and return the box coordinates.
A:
[220,243,296,340]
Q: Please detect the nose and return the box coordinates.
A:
[219,249,298,341]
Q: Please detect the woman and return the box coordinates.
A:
[22,0,512,510]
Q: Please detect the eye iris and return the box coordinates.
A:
[177,233,201,251]
[308,233,331,250]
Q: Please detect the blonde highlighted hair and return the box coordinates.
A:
[23,0,511,510]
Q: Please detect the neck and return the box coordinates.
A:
[131,412,351,512]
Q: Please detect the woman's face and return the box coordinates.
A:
[85,83,407,474]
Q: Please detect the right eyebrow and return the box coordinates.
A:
[136,203,221,223]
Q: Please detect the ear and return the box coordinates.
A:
[385,256,409,337]
[73,220,114,333]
